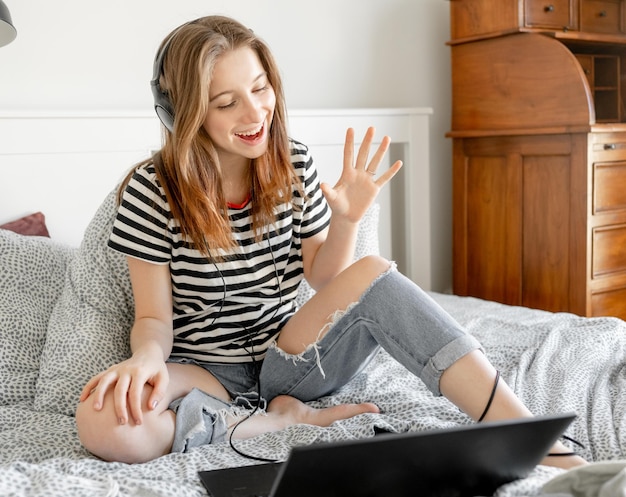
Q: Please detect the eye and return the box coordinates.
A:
[217,101,236,110]
[254,85,269,93]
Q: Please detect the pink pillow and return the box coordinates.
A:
[0,212,50,237]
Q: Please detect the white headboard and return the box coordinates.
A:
[0,108,432,289]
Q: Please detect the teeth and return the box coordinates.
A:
[236,124,263,136]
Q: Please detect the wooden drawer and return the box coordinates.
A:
[591,133,626,160]
[594,161,626,214]
[580,0,623,34]
[592,286,626,319]
[525,0,576,29]
[593,224,626,277]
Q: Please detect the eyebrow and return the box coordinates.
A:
[209,72,268,102]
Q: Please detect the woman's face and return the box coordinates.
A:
[203,46,276,169]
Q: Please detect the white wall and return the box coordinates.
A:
[0,0,453,292]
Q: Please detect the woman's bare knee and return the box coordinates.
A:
[350,254,391,277]
[316,255,391,304]
[76,386,175,464]
[277,255,392,354]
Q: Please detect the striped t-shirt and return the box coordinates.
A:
[108,140,331,364]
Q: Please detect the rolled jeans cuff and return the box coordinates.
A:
[421,334,483,395]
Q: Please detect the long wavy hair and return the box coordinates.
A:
[119,16,301,255]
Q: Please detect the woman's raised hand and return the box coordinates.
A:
[320,127,403,223]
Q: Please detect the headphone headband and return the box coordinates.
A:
[150,34,176,132]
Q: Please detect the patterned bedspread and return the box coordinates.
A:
[1,191,625,496]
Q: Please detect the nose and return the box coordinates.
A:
[240,95,264,123]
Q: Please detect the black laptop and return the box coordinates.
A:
[199,413,576,497]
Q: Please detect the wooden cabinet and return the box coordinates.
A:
[449,0,626,319]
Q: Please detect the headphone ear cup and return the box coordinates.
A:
[151,80,175,132]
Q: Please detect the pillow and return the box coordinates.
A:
[0,230,74,405]
[35,190,134,416]
[35,191,380,416]
[0,212,50,237]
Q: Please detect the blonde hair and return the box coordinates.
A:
[120,16,301,255]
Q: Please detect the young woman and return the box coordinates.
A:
[76,15,586,468]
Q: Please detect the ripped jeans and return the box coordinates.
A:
[169,267,482,452]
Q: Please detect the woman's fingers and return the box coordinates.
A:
[79,372,103,402]
[147,370,168,412]
[128,375,149,425]
[112,373,132,425]
[374,159,403,187]
[343,127,395,176]
[354,127,375,171]
[85,371,117,411]
[343,127,355,173]
[366,135,391,176]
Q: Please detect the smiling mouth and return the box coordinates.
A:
[235,124,264,141]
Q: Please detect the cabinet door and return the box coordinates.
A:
[580,0,623,34]
[454,146,523,305]
[525,0,577,30]
[453,135,588,314]
[522,153,573,311]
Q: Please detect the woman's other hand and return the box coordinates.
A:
[79,348,169,426]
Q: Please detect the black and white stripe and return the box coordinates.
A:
[108,140,330,363]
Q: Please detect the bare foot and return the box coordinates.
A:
[266,395,380,427]
[538,439,588,470]
[229,395,379,440]
[540,453,588,470]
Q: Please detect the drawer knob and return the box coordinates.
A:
[599,10,608,17]
[544,4,555,12]
[604,143,616,150]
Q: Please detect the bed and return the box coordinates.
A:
[1,111,625,496]
[3,193,626,497]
